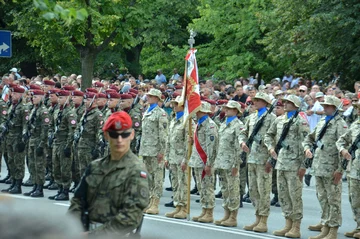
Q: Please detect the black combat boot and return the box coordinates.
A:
[47,182,59,190]
[23,184,37,196]
[1,179,15,193]
[164,201,175,207]
[270,194,278,206]
[165,186,173,192]
[240,194,243,208]
[9,179,22,194]
[304,174,312,187]
[0,172,11,183]
[215,191,223,199]
[22,176,34,187]
[55,188,69,201]
[48,186,63,200]
[5,177,12,184]
[190,186,198,195]
[31,185,44,198]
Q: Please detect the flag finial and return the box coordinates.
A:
[188,29,196,48]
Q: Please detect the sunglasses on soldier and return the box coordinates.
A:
[108,131,132,139]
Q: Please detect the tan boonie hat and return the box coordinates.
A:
[254,92,272,104]
[275,90,284,96]
[224,100,242,114]
[315,92,324,98]
[282,94,301,108]
[146,88,162,101]
[320,95,343,110]
[199,101,212,113]
[171,96,182,104]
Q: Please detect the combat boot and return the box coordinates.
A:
[165,206,181,218]
[31,185,44,198]
[322,227,338,239]
[240,194,243,208]
[174,206,187,219]
[190,186,198,195]
[146,198,160,215]
[214,208,230,226]
[55,188,69,201]
[48,186,63,200]
[164,200,175,208]
[192,208,206,222]
[47,182,59,190]
[45,172,52,181]
[221,209,238,227]
[215,191,222,199]
[1,179,15,193]
[305,174,312,186]
[271,194,278,206]
[5,177,12,184]
[143,198,153,213]
[273,218,292,236]
[309,226,330,239]
[23,184,37,196]
[285,220,301,238]
[198,208,214,223]
[308,222,323,231]
[0,172,10,183]
[354,232,360,239]
[9,179,22,194]
[22,177,34,187]
[344,226,360,237]
[253,216,268,233]
[244,214,261,231]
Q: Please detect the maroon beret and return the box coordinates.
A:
[12,86,25,93]
[97,93,107,99]
[86,88,98,93]
[216,100,228,105]
[31,90,45,96]
[109,85,119,92]
[107,92,121,99]
[175,85,183,90]
[129,88,138,94]
[204,99,216,105]
[103,111,132,132]
[121,94,133,100]
[62,86,75,91]
[85,92,97,99]
[43,80,56,86]
[29,84,42,90]
[72,90,84,97]
[48,89,60,95]
[56,90,71,96]
[94,82,104,88]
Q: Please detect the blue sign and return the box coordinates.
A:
[0,30,12,58]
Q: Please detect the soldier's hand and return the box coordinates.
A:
[341,149,352,160]
[188,136,194,145]
[181,162,187,172]
[297,168,306,181]
[305,149,313,159]
[241,143,249,153]
[164,160,169,169]
[157,153,164,163]
[333,171,342,185]
[265,162,272,173]
[205,165,211,176]
[269,149,277,159]
[231,167,239,177]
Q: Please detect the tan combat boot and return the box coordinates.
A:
[308,222,323,231]
[243,214,261,231]
[285,220,301,238]
[273,218,292,236]
[309,226,330,239]
[165,206,181,218]
[174,206,187,219]
[146,198,160,215]
[221,209,238,227]
[323,227,338,239]
[143,198,153,213]
[214,208,230,226]
[198,208,214,223]
[192,208,206,222]
[354,232,360,239]
[253,216,268,233]
[344,228,360,237]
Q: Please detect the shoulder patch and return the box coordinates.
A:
[210,135,215,141]
[44,111,48,115]
[344,125,348,128]
[2,110,6,115]
[140,171,147,178]
[71,120,76,125]
[44,118,50,123]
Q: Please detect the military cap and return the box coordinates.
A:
[258,85,266,92]
[105,89,116,94]
[216,100,228,105]
[199,101,212,113]
[130,92,137,98]
[299,85,308,92]
[84,92,97,99]
[276,100,284,107]
[86,88,98,93]
[72,90,84,97]
[12,86,25,93]
[29,84,42,90]
[31,90,45,96]
[275,90,284,96]
[129,88,138,94]
[171,96,183,104]
[56,90,71,96]
[172,92,180,98]
[146,88,162,100]
[62,86,75,91]
[97,93,107,99]
[254,92,271,104]
[239,102,246,109]
[103,111,132,132]
[282,94,301,107]
[9,83,18,88]
[341,98,351,106]
[107,91,121,99]
[48,89,60,95]
[320,95,343,110]
[121,94,133,100]
[315,92,324,98]
[43,80,56,86]
[204,99,216,105]
[93,82,104,88]
[224,100,242,114]
[175,85,183,90]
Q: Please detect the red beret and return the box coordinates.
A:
[97,93,107,99]
[86,88,98,93]
[72,90,84,97]
[94,82,104,88]
[56,90,71,96]
[43,80,56,86]
[129,92,137,98]
[109,85,119,92]
[246,96,252,103]
[216,100,228,105]
[85,92,97,99]
[105,89,116,94]
[341,98,351,106]
[276,100,284,107]
[172,92,180,98]
[62,86,75,91]
[103,111,132,132]
[129,88,138,94]
[240,102,246,109]
[31,90,45,96]
[107,91,121,99]
[9,83,18,88]
[12,86,25,93]
[48,89,60,94]
[29,84,41,90]
[204,99,216,105]
[175,85,183,90]
[121,94,133,100]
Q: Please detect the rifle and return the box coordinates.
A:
[48,96,70,147]
[240,100,277,166]
[74,165,92,231]
[211,107,222,120]
[114,98,121,112]
[304,103,343,168]
[242,104,251,119]
[269,109,300,168]
[0,97,23,142]
[131,94,140,110]
[341,133,360,170]
[22,102,41,143]
[136,134,141,153]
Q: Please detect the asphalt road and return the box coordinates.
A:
[0,160,354,239]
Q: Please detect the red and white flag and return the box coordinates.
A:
[181,48,201,125]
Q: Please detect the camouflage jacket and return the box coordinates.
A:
[0,100,8,126]
[76,107,104,149]
[6,101,29,139]
[27,104,50,148]
[213,112,226,127]
[264,113,310,171]
[336,118,360,179]
[214,118,244,170]
[68,151,149,236]
[49,105,76,147]
[303,115,348,176]
[74,104,85,123]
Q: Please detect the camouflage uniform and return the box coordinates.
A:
[303,114,347,228]
[72,104,85,184]
[68,151,150,236]
[126,104,143,154]
[0,99,9,178]
[45,103,58,187]
[23,102,34,185]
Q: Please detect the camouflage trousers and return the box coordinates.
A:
[349,178,360,228]
[77,146,93,178]
[71,145,80,183]
[239,165,247,196]
[52,143,72,188]
[193,167,215,209]
[248,163,272,216]
[0,141,8,175]
[277,170,303,220]
[28,145,46,185]
[272,169,278,195]
[315,176,342,227]
[169,164,188,207]
[143,156,164,199]
[219,169,240,211]
[45,146,52,176]
[27,144,36,181]
[6,137,25,180]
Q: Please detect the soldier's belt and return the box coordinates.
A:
[89,222,103,231]
[80,133,96,138]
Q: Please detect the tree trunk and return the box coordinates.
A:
[80,48,97,89]
[124,44,143,76]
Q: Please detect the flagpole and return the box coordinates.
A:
[186,30,196,221]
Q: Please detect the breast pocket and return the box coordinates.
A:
[108,174,127,208]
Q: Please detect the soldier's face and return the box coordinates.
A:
[85,98,95,108]
[32,95,43,105]
[225,108,237,117]
[284,101,297,112]
[97,98,107,106]
[173,103,184,113]
[253,99,267,110]
[120,99,132,109]
[72,96,83,105]
[109,98,119,108]
[11,92,22,101]
[105,129,134,154]
[49,94,58,103]
[147,95,158,104]
[323,105,336,116]
[58,96,68,105]
[275,106,284,116]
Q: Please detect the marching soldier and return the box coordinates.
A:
[303,95,347,239]
[97,92,108,114]
[139,88,168,215]
[213,100,244,227]
[336,101,360,238]
[104,90,121,119]
[189,101,219,223]
[239,92,276,233]
[213,100,228,127]
[48,90,77,201]
[0,85,9,183]
[264,95,310,238]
